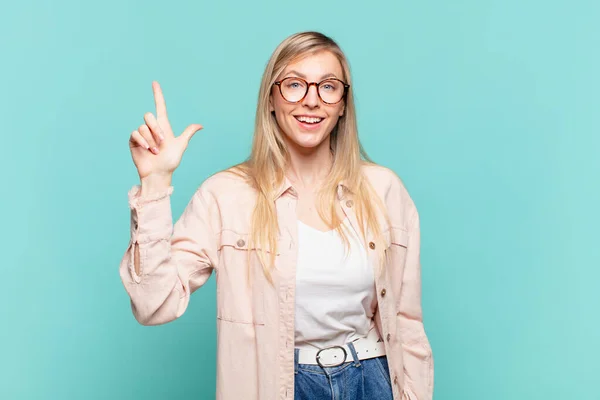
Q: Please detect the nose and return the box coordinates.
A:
[301,84,320,108]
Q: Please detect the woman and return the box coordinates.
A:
[120,31,433,400]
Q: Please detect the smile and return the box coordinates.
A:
[295,116,324,124]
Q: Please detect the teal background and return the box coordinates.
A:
[1,0,599,399]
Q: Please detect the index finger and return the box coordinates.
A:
[152,81,168,119]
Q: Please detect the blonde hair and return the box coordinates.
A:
[229,31,389,284]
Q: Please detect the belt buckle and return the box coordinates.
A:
[315,345,347,368]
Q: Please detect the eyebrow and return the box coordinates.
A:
[283,70,340,80]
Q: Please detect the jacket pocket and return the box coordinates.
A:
[383,227,409,254]
[216,229,279,325]
[390,227,409,248]
[383,227,410,306]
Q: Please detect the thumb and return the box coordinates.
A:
[180,124,203,143]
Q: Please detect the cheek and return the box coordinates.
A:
[272,98,291,118]
[272,102,295,135]
[277,112,289,130]
[327,114,342,129]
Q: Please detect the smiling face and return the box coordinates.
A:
[269,51,346,152]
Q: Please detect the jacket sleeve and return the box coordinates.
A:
[398,208,434,399]
[119,183,219,326]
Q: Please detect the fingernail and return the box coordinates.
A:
[151,147,159,154]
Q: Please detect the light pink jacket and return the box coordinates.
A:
[119,163,434,400]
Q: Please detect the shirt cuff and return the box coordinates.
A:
[128,185,174,243]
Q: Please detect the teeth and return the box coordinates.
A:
[296,116,323,124]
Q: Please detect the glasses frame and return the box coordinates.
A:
[273,77,350,105]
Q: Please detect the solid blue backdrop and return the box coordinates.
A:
[1,0,598,399]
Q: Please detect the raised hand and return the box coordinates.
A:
[129,81,203,191]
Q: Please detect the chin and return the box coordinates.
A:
[290,133,328,150]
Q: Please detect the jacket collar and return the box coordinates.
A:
[274,176,351,201]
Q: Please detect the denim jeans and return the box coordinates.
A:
[294,342,394,400]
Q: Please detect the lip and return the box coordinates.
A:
[294,114,326,119]
[294,115,325,131]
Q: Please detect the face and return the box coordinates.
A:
[269,51,346,151]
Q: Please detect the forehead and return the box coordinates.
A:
[281,51,344,79]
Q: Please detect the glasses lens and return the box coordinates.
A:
[280,78,308,102]
[318,79,345,104]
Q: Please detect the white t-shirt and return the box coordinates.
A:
[294,217,377,351]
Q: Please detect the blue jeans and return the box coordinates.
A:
[294,342,394,400]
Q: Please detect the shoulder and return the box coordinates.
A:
[360,162,418,228]
[361,162,401,186]
[360,162,413,204]
[194,165,257,205]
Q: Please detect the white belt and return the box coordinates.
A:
[296,328,386,367]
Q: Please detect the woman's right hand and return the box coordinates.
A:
[129,81,203,192]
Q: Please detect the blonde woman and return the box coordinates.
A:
[121,31,433,400]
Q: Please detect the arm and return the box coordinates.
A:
[398,209,434,399]
[119,183,219,326]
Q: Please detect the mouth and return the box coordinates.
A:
[294,115,325,130]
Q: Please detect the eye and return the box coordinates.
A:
[320,80,340,92]
[284,78,306,90]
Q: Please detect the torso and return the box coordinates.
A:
[294,216,377,350]
[295,186,345,232]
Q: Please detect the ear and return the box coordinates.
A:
[339,104,345,117]
[269,94,274,113]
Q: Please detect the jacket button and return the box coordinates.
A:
[393,375,398,385]
[369,241,376,249]
[236,239,245,247]
[387,333,391,342]
[381,288,386,297]
[345,200,354,207]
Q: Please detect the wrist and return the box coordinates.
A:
[140,173,172,196]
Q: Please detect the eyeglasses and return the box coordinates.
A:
[273,77,349,105]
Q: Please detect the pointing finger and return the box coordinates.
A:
[152,81,168,120]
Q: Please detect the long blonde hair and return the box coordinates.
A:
[229,31,389,284]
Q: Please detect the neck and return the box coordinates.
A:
[285,138,333,190]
